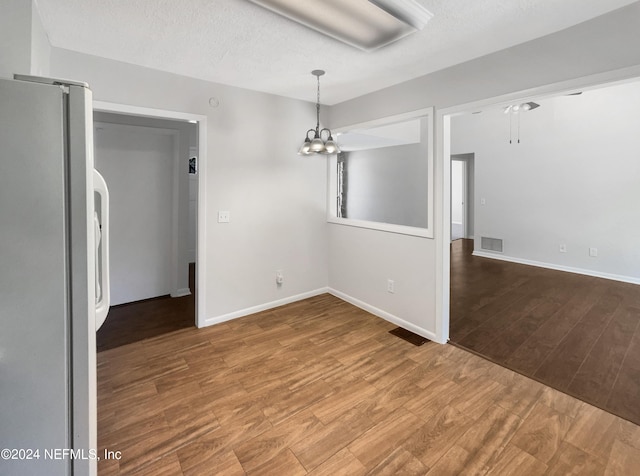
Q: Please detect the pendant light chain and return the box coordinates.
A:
[316,74,321,134]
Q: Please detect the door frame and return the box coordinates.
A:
[93,100,208,328]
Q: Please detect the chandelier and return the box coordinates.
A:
[298,70,340,155]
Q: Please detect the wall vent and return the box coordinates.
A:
[481,236,503,253]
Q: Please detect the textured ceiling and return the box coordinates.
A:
[35,0,638,104]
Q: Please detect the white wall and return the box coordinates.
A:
[94,122,175,305]
[0,0,33,78]
[50,48,329,322]
[0,0,51,79]
[451,80,640,282]
[451,161,464,224]
[188,174,198,263]
[94,112,196,297]
[328,3,640,342]
[6,0,640,338]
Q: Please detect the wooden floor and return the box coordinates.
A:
[97,264,195,352]
[97,294,640,475]
[450,239,640,427]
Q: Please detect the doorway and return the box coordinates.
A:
[91,102,207,349]
[439,76,640,426]
[450,153,474,241]
[93,114,198,350]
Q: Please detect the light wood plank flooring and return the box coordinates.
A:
[97,294,640,475]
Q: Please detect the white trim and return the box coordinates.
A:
[196,119,207,328]
[93,100,208,328]
[328,288,442,344]
[333,107,435,133]
[170,126,181,302]
[171,288,192,298]
[94,120,179,136]
[327,107,435,239]
[93,101,203,123]
[327,216,432,237]
[435,112,450,344]
[436,65,640,351]
[203,288,330,327]
[472,251,640,285]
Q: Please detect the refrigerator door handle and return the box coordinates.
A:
[94,169,110,330]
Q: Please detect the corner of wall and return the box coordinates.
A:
[30,0,52,76]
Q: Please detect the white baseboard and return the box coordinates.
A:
[472,250,640,285]
[201,287,446,345]
[328,288,442,344]
[171,288,192,298]
[203,287,329,327]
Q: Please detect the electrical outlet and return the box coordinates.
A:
[276,270,284,285]
[218,211,230,223]
[387,279,395,294]
[589,247,598,257]
[559,244,567,253]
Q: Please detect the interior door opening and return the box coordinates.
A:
[450,154,474,242]
[92,108,204,350]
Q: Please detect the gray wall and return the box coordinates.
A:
[94,112,196,299]
[0,0,30,77]
[50,47,329,322]
[4,0,640,339]
[451,79,640,282]
[30,1,51,76]
[94,122,175,305]
[343,143,428,228]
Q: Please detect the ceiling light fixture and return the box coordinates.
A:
[298,70,340,156]
[503,102,540,144]
[248,0,433,51]
[503,102,540,114]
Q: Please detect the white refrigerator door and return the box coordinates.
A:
[0,76,97,476]
[0,79,71,475]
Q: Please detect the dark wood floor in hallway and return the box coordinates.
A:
[97,264,195,352]
[450,238,640,426]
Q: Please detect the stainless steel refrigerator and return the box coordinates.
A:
[0,75,110,476]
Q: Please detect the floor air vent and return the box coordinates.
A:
[481,236,503,253]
